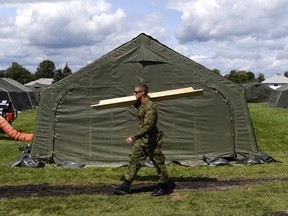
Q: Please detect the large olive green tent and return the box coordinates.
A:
[31,33,259,166]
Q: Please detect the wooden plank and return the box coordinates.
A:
[91,87,203,110]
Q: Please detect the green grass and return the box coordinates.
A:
[0,104,288,216]
[249,103,288,161]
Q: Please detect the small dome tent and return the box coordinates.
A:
[31,33,259,166]
[243,82,272,103]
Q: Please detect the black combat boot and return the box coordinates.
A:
[151,182,169,196]
[112,179,131,195]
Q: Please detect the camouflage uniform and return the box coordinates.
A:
[125,98,168,183]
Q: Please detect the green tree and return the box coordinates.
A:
[53,69,63,83]
[247,71,255,81]
[0,70,5,77]
[211,68,221,75]
[284,71,288,78]
[62,62,72,77]
[224,70,256,84]
[52,62,72,83]
[35,60,56,79]
[4,62,35,84]
[256,73,265,82]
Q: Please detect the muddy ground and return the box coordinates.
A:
[1,178,288,215]
[1,177,288,199]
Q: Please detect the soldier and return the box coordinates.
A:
[113,83,169,196]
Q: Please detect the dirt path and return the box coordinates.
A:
[1,177,288,199]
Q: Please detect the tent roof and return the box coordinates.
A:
[262,74,288,84]
[25,78,53,86]
[0,78,32,92]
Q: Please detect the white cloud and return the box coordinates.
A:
[165,0,288,76]
[0,0,127,72]
[0,0,173,72]
[13,1,125,48]
[168,0,288,42]
[1,0,288,78]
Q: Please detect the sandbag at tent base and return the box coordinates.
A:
[202,152,278,166]
[9,145,46,168]
[236,152,278,165]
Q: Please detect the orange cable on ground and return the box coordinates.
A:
[0,116,33,141]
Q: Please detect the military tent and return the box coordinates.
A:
[0,78,38,111]
[25,78,53,96]
[26,82,51,102]
[31,33,259,166]
[243,82,272,103]
[267,84,288,108]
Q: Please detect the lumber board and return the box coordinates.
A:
[91,87,203,110]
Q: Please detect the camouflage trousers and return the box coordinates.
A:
[125,137,168,183]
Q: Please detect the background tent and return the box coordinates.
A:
[25,82,52,102]
[243,82,273,103]
[267,84,288,108]
[0,78,38,111]
[31,33,259,166]
[25,78,53,102]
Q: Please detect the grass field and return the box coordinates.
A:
[0,104,288,216]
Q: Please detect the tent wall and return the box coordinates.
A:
[31,33,258,166]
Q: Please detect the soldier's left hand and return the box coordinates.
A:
[126,137,133,144]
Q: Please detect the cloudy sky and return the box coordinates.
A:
[1,0,288,78]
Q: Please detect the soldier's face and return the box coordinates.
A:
[134,88,143,101]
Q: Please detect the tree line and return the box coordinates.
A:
[212,69,266,84]
[0,60,72,84]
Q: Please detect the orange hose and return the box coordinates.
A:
[0,116,33,141]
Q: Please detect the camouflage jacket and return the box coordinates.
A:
[132,98,159,144]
